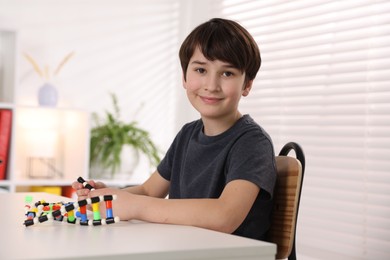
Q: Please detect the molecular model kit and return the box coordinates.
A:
[23,177,120,227]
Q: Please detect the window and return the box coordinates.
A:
[211,1,390,259]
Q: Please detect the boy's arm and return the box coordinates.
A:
[71,171,169,199]
[91,177,259,234]
[122,170,170,198]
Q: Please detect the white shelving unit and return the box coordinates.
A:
[0,29,17,192]
[13,106,90,192]
[0,29,90,194]
[0,29,142,195]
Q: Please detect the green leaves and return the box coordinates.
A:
[90,93,161,174]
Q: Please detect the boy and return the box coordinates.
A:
[72,18,276,241]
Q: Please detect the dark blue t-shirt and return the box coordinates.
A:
[157,114,276,240]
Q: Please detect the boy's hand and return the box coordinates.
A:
[71,179,106,201]
[89,187,134,221]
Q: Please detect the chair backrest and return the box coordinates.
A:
[266,142,305,260]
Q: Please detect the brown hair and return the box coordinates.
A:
[179,18,261,85]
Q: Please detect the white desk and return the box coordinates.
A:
[0,192,276,260]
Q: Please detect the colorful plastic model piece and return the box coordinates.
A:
[24,195,120,227]
[23,177,120,227]
[77,176,95,191]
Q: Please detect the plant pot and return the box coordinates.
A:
[89,145,140,180]
[116,146,140,180]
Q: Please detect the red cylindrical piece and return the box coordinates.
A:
[105,200,112,209]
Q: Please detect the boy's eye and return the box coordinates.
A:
[195,68,206,74]
[223,71,234,77]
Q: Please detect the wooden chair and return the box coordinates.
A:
[266,142,305,260]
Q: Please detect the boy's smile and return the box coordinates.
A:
[199,95,223,105]
[183,47,253,133]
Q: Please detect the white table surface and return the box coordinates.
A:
[0,192,276,260]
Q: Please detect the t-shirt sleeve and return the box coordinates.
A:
[157,128,184,181]
[157,141,175,181]
[226,130,277,198]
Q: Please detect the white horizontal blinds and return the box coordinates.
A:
[84,0,180,150]
[211,1,390,259]
[79,0,181,167]
[117,1,180,149]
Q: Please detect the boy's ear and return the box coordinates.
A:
[182,73,187,89]
[242,80,253,97]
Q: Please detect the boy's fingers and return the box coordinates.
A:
[95,181,106,189]
[71,181,83,190]
[76,188,90,197]
[88,180,96,187]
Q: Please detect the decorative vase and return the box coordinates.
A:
[38,82,58,107]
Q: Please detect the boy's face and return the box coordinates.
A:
[183,47,252,121]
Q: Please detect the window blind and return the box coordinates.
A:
[211,1,390,259]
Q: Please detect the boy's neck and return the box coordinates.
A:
[201,112,243,136]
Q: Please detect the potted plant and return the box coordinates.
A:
[89,93,161,178]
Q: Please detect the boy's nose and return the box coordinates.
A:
[204,75,221,92]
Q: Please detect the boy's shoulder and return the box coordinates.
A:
[237,115,273,143]
[175,118,202,138]
[237,115,264,132]
[181,118,202,131]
